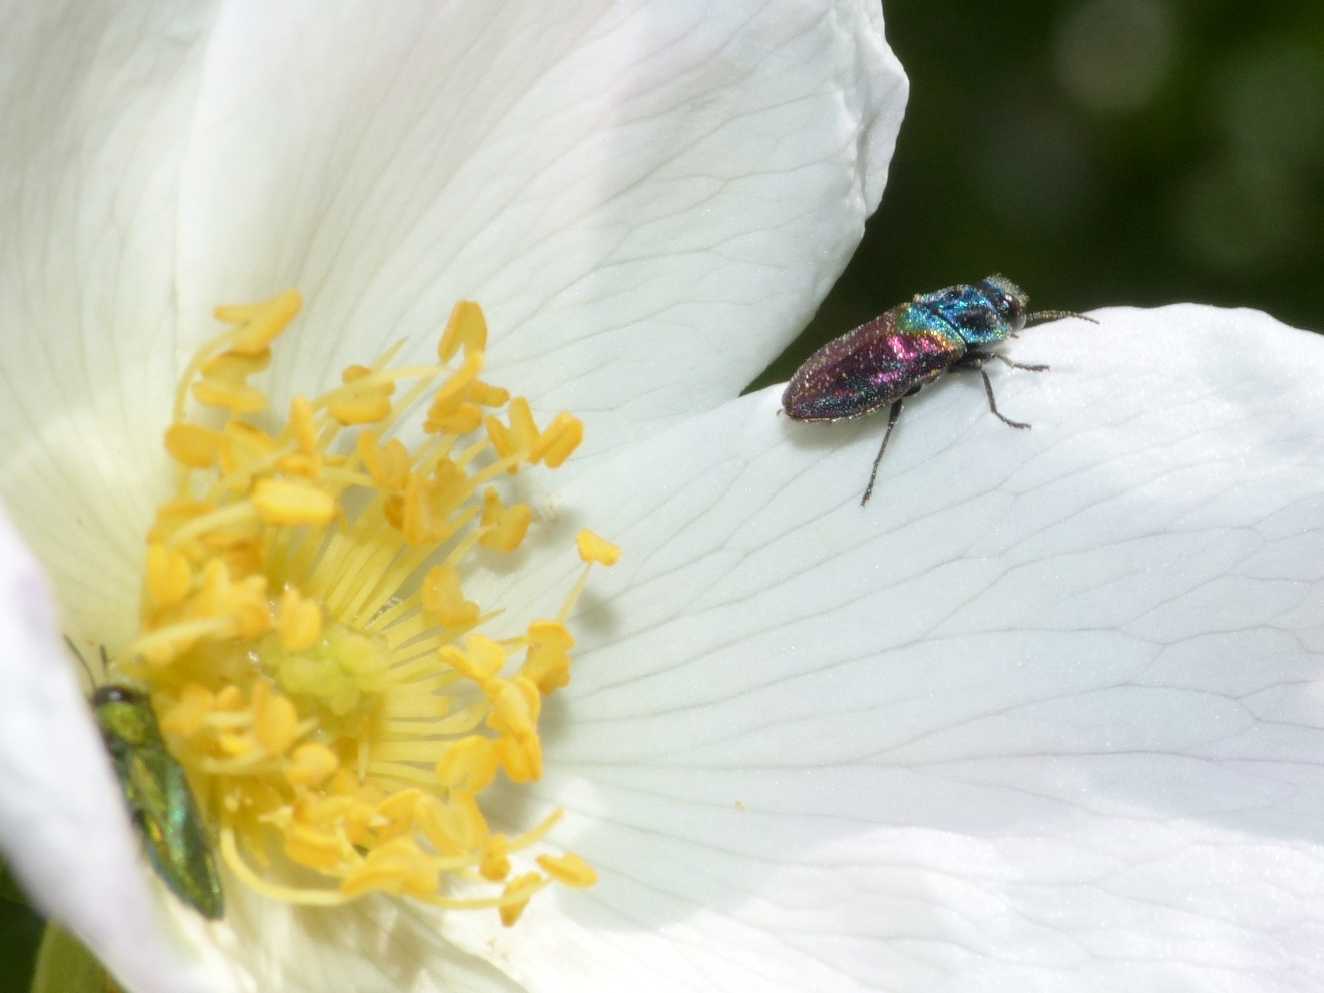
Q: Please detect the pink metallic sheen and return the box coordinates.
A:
[782,316,962,421]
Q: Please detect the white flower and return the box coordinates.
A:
[8,4,1322,993]
[0,2,906,992]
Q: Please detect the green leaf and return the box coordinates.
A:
[30,923,120,993]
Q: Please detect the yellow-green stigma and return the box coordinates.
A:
[119,291,616,924]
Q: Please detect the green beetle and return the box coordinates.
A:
[74,642,223,919]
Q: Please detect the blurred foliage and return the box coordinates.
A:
[0,859,43,990]
[752,0,1324,390]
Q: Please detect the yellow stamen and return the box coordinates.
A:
[521,621,574,694]
[252,478,336,526]
[530,413,584,468]
[435,735,499,794]
[480,834,512,882]
[479,490,533,552]
[286,743,339,787]
[253,684,299,754]
[290,396,318,454]
[421,564,479,628]
[507,398,539,452]
[536,852,597,888]
[577,529,621,566]
[123,292,616,925]
[277,587,323,652]
[145,543,193,609]
[438,300,488,362]
[226,290,303,354]
[495,730,542,783]
[498,873,545,927]
[164,423,224,469]
[174,291,301,423]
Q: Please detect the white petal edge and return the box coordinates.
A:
[175,0,907,456]
[430,305,1324,991]
[0,508,230,993]
[0,1,220,647]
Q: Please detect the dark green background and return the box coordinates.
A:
[7,1,1322,988]
[751,0,1324,390]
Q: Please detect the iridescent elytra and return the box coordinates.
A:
[68,640,224,919]
[782,275,1094,505]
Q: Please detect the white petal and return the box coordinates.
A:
[210,888,524,993]
[438,305,1324,991]
[0,1,219,643]
[0,509,231,993]
[175,0,907,454]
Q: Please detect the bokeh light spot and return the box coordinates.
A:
[1054,0,1176,113]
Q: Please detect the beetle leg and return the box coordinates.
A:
[974,366,1031,430]
[954,353,1036,430]
[989,353,1049,373]
[861,398,906,507]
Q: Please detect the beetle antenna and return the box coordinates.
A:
[63,635,97,688]
[1026,309,1098,326]
[98,645,112,680]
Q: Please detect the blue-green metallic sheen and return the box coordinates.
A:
[92,685,224,920]
[896,275,1029,347]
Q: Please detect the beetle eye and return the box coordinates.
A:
[997,292,1025,323]
[92,684,138,706]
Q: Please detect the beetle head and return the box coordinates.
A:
[979,275,1028,333]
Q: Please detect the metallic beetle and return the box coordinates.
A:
[782,275,1093,505]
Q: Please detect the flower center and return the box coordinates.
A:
[121,291,617,924]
